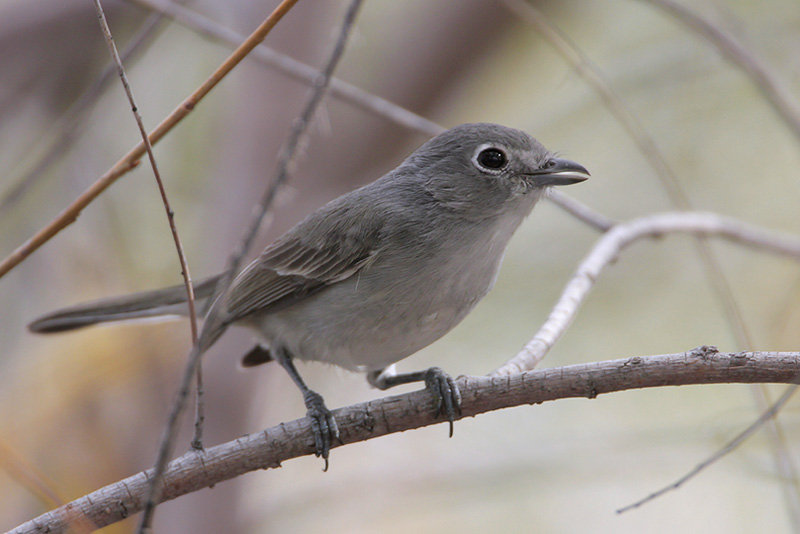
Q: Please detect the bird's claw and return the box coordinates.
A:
[424,367,462,437]
[303,390,340,470]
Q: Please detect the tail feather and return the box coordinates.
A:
[28,275,222,333]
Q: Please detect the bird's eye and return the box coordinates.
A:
[476,148,507,171]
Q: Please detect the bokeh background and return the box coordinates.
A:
[1,0,799,532]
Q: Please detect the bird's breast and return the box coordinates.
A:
[256,214,525,371]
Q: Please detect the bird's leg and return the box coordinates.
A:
[367,365,462,437]
[274,347,339,469]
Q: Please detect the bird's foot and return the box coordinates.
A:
[302,390,340,470]
[424,367,462,437]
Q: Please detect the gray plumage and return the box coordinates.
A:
[31,123,587,370]
[29,123,589,459]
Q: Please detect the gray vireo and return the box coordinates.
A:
[29,123,589,461]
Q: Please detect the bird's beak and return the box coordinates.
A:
[527,157,590,186]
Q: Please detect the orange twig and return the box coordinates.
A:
[0,0,301,279]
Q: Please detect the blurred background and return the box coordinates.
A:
[1,0,799,532]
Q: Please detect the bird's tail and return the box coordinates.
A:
[28,275,223,333]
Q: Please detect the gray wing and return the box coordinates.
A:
[221,197,384,324]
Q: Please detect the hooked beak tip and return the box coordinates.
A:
[528,157,590,186]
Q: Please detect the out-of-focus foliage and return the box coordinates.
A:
[1,0,798,532]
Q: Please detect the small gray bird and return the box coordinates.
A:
[29,123,589,461]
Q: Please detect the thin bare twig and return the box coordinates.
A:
[617,383,798,514]
[92,0,204,451]
[10,349,800,534]
[642,0,800,142]
[502,0,689,207]
[91,0,199,358]
[502,0,755,353]
[504,3,800,506]
[126,0,445,137]
[749,383,800,528]
[634,0,800,514]
[631,0,800,514]
[136,1,364,531]
[492,212,800,376]
[126,0,613,239]
[0,0,301,280]
[220,0,367,291]
[121,1,301,531]
[0,440,65,510]
[0,2,185,217]
[546,189,616,232]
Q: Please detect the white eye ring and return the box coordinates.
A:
[472,144,508,174]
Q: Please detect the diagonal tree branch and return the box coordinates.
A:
[0,0,300,280]
[8,348,800,534]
